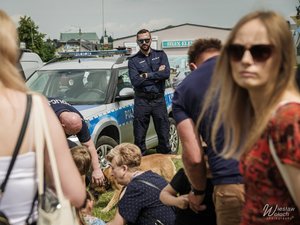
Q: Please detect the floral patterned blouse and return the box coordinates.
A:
[240,103,300,225]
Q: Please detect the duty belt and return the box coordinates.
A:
[135,91,164,100]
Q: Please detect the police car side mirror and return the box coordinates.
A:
[115,87,134,101]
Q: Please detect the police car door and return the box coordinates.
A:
[116,68,156,146]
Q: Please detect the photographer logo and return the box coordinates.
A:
[263,204,295,221]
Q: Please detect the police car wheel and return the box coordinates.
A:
[169,117,179,154]
[96,136,118,168]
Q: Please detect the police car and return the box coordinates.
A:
[26,50,179,167]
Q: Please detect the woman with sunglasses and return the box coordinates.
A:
[199,11,300,224]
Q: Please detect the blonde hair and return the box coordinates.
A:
[0,10,28,92]
[71,146,92,176]
[198,11,297,159]
[106,143,141,171]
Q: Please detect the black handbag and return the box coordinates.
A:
[0,95,32,225]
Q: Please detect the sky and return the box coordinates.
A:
[1,0,298,40]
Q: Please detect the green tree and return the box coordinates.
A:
[40,38,56,62]
[17,16,55,61]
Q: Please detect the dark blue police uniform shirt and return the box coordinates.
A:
[48,98,91,143]
[128,49,170,94]
[172,56,243,185]
[118,171,175,225]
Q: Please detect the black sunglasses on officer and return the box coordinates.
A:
[137,38,151,45]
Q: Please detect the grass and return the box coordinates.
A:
[92,144,183,222]
[93,191,116,222]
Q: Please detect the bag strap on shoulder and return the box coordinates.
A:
[25,191,38,225]
[135,178,161,191]
[0,94,32,195]
[134,178,165,225]
[268,136,298,207]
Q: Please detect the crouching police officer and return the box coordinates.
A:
[128,28,171,155]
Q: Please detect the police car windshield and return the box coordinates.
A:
[26,69,111,105]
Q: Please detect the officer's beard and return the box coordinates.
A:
[140,44,150,54]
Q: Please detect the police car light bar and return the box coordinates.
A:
[58,49,130,57]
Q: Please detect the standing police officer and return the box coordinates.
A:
[128,29,171,155]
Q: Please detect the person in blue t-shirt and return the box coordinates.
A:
[48,98,104,186]
[172,38,244,225]
[106,143,175,225]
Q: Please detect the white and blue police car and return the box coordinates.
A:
[26,50,179,167]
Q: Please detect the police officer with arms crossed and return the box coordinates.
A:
[128,29,171,155]
[48,98,105,185]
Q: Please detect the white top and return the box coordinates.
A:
[0,152,38,225]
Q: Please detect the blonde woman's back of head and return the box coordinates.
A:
[106,143,142,169]
[0,10,27,92]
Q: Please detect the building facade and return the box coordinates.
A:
[113,23,231,76]
[113,23,231,56]
[56,32,100,54]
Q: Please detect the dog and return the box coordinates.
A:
[91,153,180,212]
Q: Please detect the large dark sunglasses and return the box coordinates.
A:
[227,44,274,62]
[137,39,151,45]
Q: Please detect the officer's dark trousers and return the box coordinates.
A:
[133,96,171,154]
